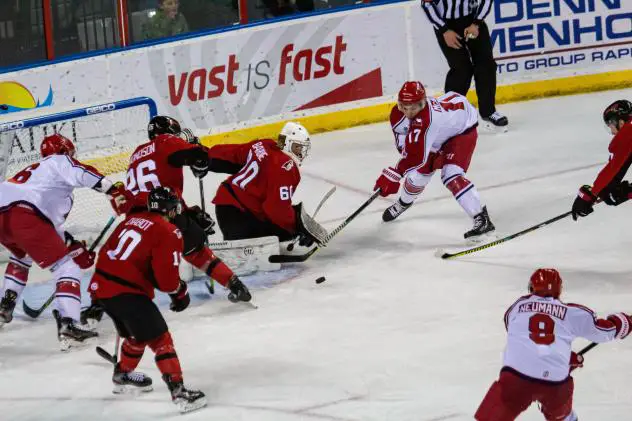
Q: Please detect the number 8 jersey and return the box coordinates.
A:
[503,294,618,382]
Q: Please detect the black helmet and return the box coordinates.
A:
[147,186,181,217]
[603,100,632,126]
[148,116,182,140]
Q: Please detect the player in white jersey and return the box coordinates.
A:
[374,81,495,240]
[475,268,632,421]
[0,133,125,349]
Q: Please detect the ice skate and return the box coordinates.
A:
[112,364,153,394]
[0,290,18,326]
[164,374,207,414]
[227,276,252,303]
[382,198,412,222]
[464,206,496,243]
[482,111,509,132]
[53,309,98,351]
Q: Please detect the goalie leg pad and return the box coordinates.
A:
[183,247,234,287]
[208,236,280,275]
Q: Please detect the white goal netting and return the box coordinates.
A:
[0,97,157,254]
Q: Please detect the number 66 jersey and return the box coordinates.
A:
[503,294,620,382]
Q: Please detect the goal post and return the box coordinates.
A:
[0,97,158,250]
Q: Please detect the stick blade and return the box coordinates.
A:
[22,301,43,318]
[96,346,117,364]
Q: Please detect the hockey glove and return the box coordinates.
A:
[187,206,216,235]
[107,181,132,215]
[169,280,190,312]
[571,185,596,220]
[374,167,402,197]
[607,312,632,339]
[65,233,96,269]
[602,181,632,207]
[80,301,104,325]
[569,351,584,372]
[191,158,209,179]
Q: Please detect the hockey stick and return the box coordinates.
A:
[270,189,381,263]
[22,216,117,319]
[439,211,572,260]
[198,178,215,294]
[96,334,120,365]
[286,186,337,252]
[578,342,598,356]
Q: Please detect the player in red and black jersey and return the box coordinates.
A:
[89,187,206,413]
[572,100,632,219]
[114,116,251,303]
[210,122,326,248]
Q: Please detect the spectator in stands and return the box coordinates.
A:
[421,0,508,129]
[142,0,189,41]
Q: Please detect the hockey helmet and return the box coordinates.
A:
[603,100,632,127]
[148,115,182,140]
[398,81,426,105]
[40,133,76,158]
[278,122,310,164]
[147,186,182,218]
[529,268,562,299]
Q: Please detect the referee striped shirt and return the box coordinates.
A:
[422,0,493,31]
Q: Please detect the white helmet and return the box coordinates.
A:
[278,121,310,164]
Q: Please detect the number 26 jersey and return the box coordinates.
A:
[503,294,617,382]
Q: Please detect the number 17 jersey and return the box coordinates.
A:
[503,294,617,382]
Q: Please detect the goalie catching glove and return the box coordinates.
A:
[64,232,96,269]
[293,203,328,247]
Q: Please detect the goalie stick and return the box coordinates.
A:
[22,216,117,319]
[269,189,381,263]
[286,186,336,251]
[438,211,572,260]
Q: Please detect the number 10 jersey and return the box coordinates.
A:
[503,294,617,382]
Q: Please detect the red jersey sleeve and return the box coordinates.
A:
[158,134,199,156]
[592,122,632,197]
[150,222,184,294]
[261,157,300,233]
[208,142,253,166]
[390,106,406,135]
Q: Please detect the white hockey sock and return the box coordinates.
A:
[1,255,32,299]
[442,169,483,219]
[50,257,82,322]
[400,171,433,205]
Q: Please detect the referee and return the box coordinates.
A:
[422,0,508,129]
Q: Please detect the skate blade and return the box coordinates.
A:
[112,384,154,395]
[175,396,208,413]
[482,121,508,133]
[465,231,497,246]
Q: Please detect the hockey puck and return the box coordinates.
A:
[315,276,326,284]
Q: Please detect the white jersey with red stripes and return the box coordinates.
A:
[503,294,617,382]
[0,154,106,230]
[389,92,478,174]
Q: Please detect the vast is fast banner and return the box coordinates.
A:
[0,0,630,134]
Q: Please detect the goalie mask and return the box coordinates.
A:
[148,115,182,140]
[278,122,310,164]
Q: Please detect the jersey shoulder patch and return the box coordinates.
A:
[282,159,294,171]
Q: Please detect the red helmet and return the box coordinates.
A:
[529,268,562,298]
[398,81,426,104]
[40,133,76,158]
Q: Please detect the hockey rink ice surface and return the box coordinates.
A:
[1,88,632,420]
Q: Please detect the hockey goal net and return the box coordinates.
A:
[0,97,157,255]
